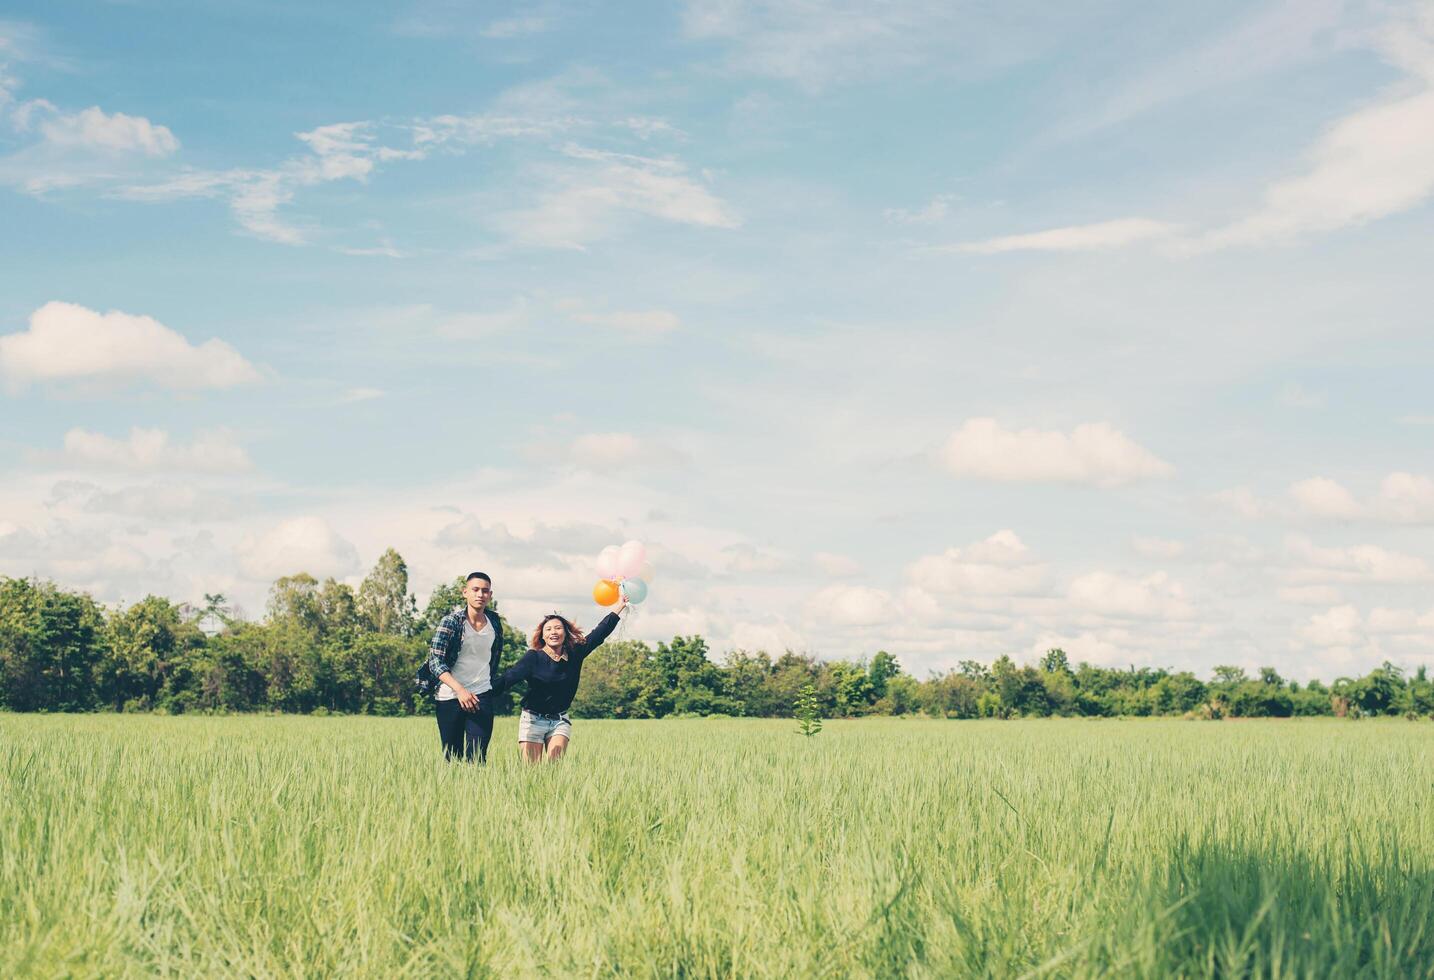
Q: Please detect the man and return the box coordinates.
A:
[423,571,503,762]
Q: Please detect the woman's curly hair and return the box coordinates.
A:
[531,614,587,657]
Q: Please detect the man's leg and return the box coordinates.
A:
[520,741,544,763]
[435,699,464,760]
[463,709,494,763]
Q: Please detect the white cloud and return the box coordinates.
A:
[51,480,239,521]
[1067,570,1193,620]
[53,428,252,473]
[1067,0,1351,138]
[480,15,550,39]
[1300,603,1364,648]
[804,584,892,627]
[906,530,1049,597]
[1132,536,1185,559]
[571,308,681,337]
[0,301,260,390]
[728,619,806,654]
[679,0,1061,92]
[37,106,178,156]
[1278,584,1343,605]
[947,218,1177,255]
[339,386,385,403]
[1027,630,1138,668]
[1367,605,1434,635]
[813,551,861,576]
[940,418,1173,487]
[1289,476,1362,519]
[625,606,715,643]
[495,144,738,249]
[722,542,789,574]
[1284,472,1434,524]
[884,193,954,225]
[1374,472,1434,523]
[1200,11,1434,247]
[237,517,360,580]
[117,120,421,245]
[569,432,688,470]
[1210,486,1266,520]
[1285,535,1431,584]
[293,121,380,181]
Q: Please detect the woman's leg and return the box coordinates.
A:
[544,734,569,761]
[544,716,572,762]
[517,710,545,762]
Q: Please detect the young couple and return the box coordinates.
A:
[421,571,626,764]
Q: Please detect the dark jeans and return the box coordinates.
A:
[435,697,494,763]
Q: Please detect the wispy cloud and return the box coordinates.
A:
[117,121,423,244]
[1061,0,1355,139]
[46,427,252,473]
[492,143,738,249]
[884,193,954,225]
[943,217,1177,254]
[564,302,682,337]
[480,14,551,39]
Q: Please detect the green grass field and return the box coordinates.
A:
[3,715,1432,978]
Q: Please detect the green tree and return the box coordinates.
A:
[656,635,737,715]
[419,577,466,637]
[266,574,323,634]
[1212,665,1248,687]
[867,650,901,699]
[0,578,104,712]
[920,670,984,718]
[358,548,418,636]
[98,595,204,711]
[572,639,668,718]
[1040,648,1072,674]
[316,579,362,636]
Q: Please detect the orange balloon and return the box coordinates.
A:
[593,579,620,606]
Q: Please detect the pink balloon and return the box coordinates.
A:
[616,540,646,579]
[596,546,622,580]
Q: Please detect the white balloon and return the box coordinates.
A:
[617,540,646,579]
[638,560,656,583]
[596,545,622,580]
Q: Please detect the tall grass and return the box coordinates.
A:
[2,715,1431,977]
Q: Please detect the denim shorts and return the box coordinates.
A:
[518,709,572,744]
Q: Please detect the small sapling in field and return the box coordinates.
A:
[795,683,823,738]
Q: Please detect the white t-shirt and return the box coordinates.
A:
[435,616,496,701]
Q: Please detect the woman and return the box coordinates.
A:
[490,596,627,762]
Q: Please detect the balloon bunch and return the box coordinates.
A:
[593,540,653,607]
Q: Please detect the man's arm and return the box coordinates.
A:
[427,614,477,710]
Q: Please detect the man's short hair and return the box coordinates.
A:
[465,571,491,586]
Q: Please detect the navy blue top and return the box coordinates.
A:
[489,613,620,715]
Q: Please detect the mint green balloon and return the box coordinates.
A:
[621,578,648,604]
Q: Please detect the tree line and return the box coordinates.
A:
[3,549,1432,720]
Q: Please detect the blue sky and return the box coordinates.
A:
[4,0,1434,678]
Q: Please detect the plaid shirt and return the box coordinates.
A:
[425,605,503,694]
